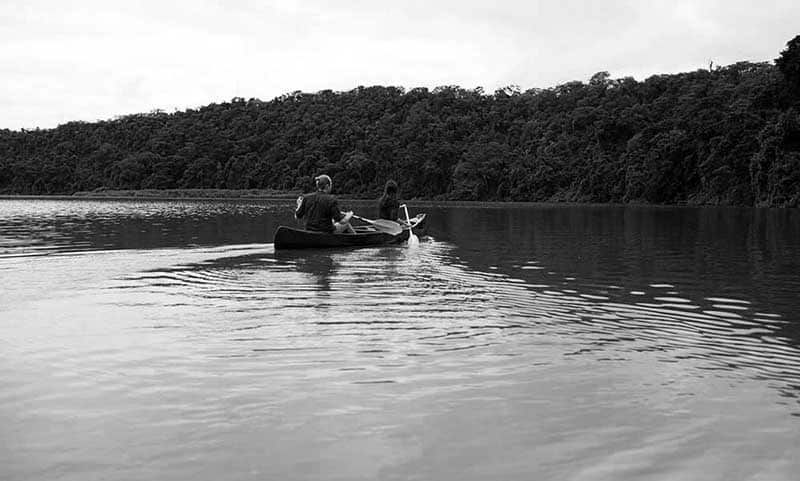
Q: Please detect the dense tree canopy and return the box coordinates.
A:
[776,34,800,91]
[2,37,800,206]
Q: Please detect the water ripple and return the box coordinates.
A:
[92,238,800,403]
[3,199,800,480]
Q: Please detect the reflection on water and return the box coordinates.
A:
[277,251,337,291]
[1,199,799,480]
[0,199,281,257]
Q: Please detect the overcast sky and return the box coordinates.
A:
[1,0,798,130]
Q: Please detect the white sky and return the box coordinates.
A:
[1,0,798,130]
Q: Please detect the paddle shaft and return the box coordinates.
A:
[399,204,419,246]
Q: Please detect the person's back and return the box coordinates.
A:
[296,191,341,232]
[377,180,399,220]
[295,174,354,233]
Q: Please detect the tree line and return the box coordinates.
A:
[2,36,800,206]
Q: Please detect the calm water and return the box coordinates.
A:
[1,199,799,480]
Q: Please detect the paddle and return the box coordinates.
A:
[352,215,402,235]
[400,204,419,247]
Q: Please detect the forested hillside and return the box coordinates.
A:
[2,36,799,206]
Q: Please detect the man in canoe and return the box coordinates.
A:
[295,174,355,233]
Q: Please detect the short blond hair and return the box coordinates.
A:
[315,174,332,190]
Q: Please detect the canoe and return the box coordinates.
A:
[274,213,427,250]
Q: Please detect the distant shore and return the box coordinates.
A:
[77,188,304,199]
[0,189,302,201]
[0,189,724,209]
[0,189,555,207]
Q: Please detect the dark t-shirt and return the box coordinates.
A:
[296,192,344,232]
[378,196,399,220]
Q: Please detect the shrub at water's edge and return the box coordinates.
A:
[2,36,800,207]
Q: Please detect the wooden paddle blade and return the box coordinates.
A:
[371,219,402,235]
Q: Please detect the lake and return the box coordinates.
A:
[1,198,799,480]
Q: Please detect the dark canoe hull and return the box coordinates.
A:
[274,214,426,250]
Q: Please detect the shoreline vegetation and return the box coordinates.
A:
[0,190,704,209]
[73,188,303,199]
[2,36,799,207]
